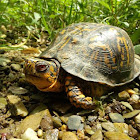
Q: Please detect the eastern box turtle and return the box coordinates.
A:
[24,23,140,109]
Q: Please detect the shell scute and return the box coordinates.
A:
[40,23,140,86]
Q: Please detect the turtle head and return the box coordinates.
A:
[23,58,61,92]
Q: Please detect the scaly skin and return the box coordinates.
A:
[24,58,108,109]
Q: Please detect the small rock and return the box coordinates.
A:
[14,109,51,137]
[105,106,112,114]
[96,123,102,130]
[123,110,140,119]
[90,130,103,140]
[101,122,115,131]
[60,116,68,124]
[85,125,94,135]
[131,94,139,102]
[0,57,11,66]
[52,116,62,128]
[11,64,21,71]
[118,90,130,99]
[126,89,137,95]
[128,125,138,138]
[109,113,124,123]
[8,86,28,94]
[8,73,16,81]
[44,129,59,140]
[62,132,78,140]
[0,97,7,109]
[104,132,131,140]
[114,123,128,134]
[133,88,139,93]
[40,114,53,131]
[121,101,133,111]
[7,95,28,117]
[21,128,43,140]
[134,113,140,123]
[77,130,85,140]
[37,129,43,137]
[136,123,140,131]
[60,124,67,131]
[67,115,84,130]
[88,116,97,122]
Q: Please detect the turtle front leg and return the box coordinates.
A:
[65,76,97,109]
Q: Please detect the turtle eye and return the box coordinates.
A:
[36,64,49,72]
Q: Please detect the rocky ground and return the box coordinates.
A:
[0,48,140,140]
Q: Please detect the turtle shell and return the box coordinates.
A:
[40,23,140,86]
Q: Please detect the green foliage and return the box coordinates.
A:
[0,0,139,44]
[134,44,140,55]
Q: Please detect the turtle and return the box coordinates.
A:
[23,22,140,109]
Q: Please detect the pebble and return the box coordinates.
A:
[52,116,62,128]
[109,113,124,123]
[11,63,21,71]
[77,130,85,140]
[88,116,97,122]
[21,128,43,140]
[104,132,131,140]
[101,122,115,131]
[60,116,68,124]
[8,73,16,81]
[37,129,43,137]
[40,114,53,131]
[14,109,51,137]
[126,89,136,95]
[131,94,139,102]
[123,110,140,119]
[62,132,78,140]
[134,113,140,123]
[7,95,28,117]
[121,101,133,111]
[133,88,139,93]
[90,130,103,140]
[0,97,7,109]
[0,57,11,66]
[60,124,67,131]
[128,125,138,138]
[118,90,130,99]
[84,125,94,135]
[8,86,28,94]
[44,129,59,140]
[114,123,128,134]
[67,115,84,130]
